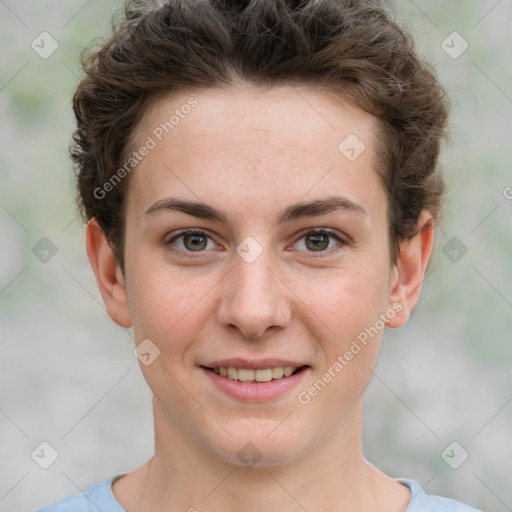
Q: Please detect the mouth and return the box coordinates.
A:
[201,365,309,383]
[199,362,311,402]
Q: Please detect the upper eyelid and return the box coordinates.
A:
[294,226,345,240]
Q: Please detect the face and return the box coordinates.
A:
[101,85,416,467]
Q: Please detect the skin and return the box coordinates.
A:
[86,85,434,512]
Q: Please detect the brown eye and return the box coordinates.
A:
[182,233,208,251]
[305,233,330,251]
[292,228,346,256]
[167,229,216,254]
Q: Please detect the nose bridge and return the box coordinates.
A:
[217,242,290,339]
[235,249,274,300]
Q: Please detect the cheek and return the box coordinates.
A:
[126,258,218,345]
[296,268,388,411]
[296,262,390,341]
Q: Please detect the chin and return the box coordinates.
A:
[203,423,307,469]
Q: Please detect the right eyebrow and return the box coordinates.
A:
[145,197,231,224]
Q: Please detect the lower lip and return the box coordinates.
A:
[200,366,310,402]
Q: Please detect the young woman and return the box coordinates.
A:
[38,1,481,510]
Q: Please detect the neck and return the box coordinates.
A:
[115,399,410,512]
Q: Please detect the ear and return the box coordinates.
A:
[85,218,132,328]
[386,211,435,328]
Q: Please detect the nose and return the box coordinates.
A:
[216,249,292,340]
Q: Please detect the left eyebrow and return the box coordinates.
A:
[277,195,367,224]
[144,195,367,228]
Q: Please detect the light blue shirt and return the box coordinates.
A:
[36,473,482,511]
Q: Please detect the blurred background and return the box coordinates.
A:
[0,1,511,510]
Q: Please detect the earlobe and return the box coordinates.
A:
[85,218,132,328]
[386,212,435,328]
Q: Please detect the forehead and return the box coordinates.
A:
[133,85,377,154]
[127,85,383,220]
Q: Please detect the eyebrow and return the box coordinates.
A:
[144,195,367,226]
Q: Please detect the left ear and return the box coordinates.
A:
[386,211,435,328]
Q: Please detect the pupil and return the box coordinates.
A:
[306,234,328,251]
[185,234,207,251]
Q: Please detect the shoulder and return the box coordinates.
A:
[398,479,482,512]
[35,474,126,512]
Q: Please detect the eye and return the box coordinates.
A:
[166,229,217,255]
[291,228,346,256]
[166,227,347,258]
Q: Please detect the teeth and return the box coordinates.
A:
[272,367,284,379]
[283,366,295,377]
[212,366,301,382]
[238,368,254,382]
[255,368,273,382]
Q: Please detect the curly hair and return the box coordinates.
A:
[71,0,449,272]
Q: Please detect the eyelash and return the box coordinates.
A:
[166,227,347,259]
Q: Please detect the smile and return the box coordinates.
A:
[200,365,310,401]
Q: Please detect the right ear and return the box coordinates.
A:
[85,218,132,328]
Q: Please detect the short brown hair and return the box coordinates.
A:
[71,0,449,272]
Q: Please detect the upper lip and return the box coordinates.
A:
[201,358,309,370]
